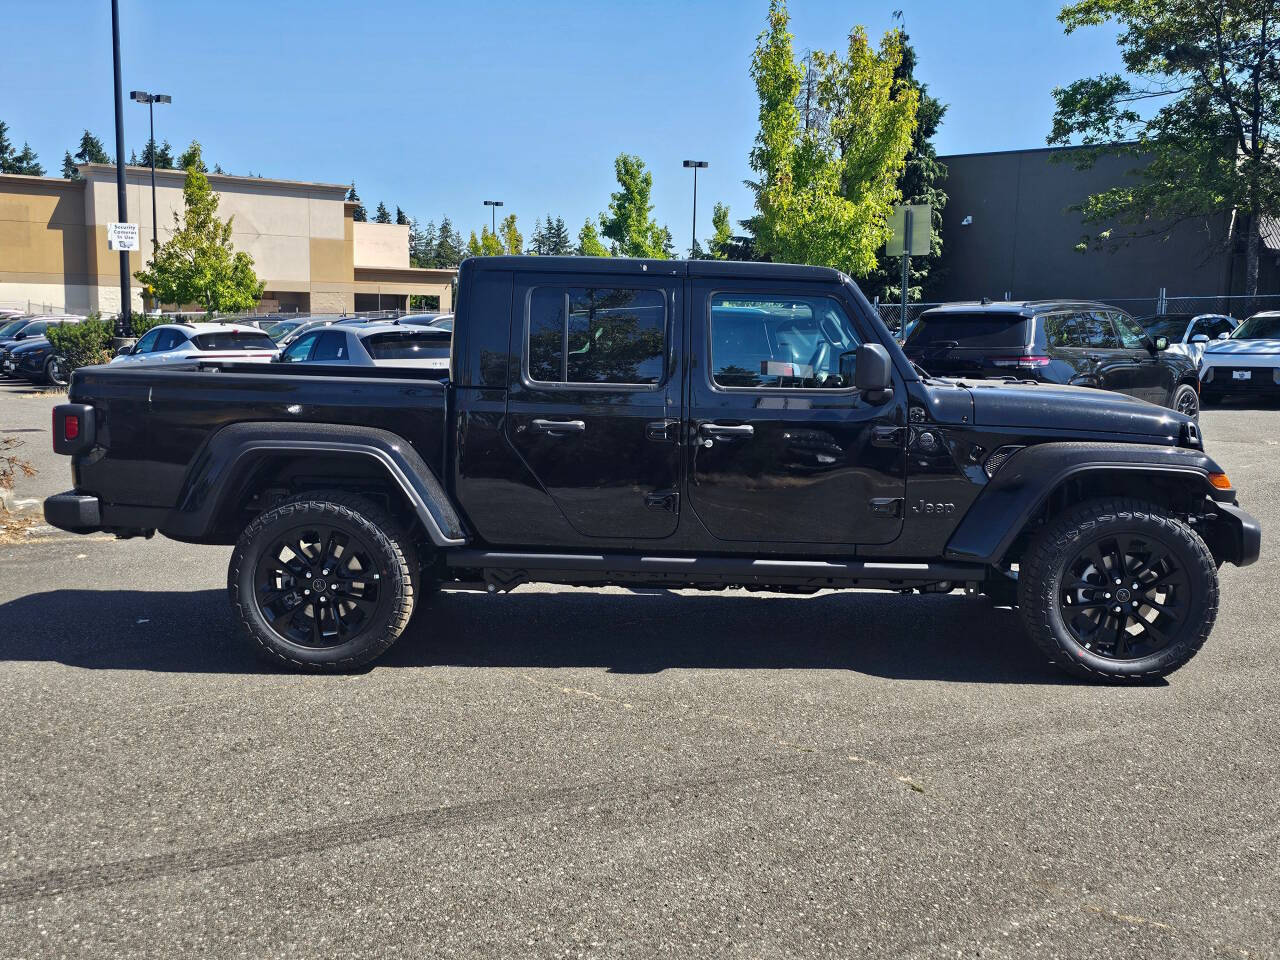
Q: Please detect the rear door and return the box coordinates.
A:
[687,280,906,546]
[504,273,682,541]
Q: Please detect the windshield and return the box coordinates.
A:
[903,312,1029,350]
[1231,314,1280,340]
[1136,315,1191,341]
[192,331,278,351]
[0,319,29,338]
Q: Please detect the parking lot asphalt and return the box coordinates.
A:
[1,379,1277,959]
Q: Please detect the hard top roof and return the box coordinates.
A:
[462,255,846,283]
[919,300,1121,318]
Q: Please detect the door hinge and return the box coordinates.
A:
[869,497,903,518]
[644,489,680,512]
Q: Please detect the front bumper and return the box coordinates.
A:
[43,491,102,534]
[1202,501,1262,567]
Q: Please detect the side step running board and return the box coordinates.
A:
[444,549,985,591]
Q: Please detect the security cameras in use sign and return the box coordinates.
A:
[107,222,139,251]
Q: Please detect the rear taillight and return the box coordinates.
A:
[990,356,1051,368]
[52,403,94,456]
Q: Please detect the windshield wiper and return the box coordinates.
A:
[910,360,932,381]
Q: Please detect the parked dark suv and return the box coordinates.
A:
[903,301,1202,417]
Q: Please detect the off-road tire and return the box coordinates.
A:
[1018,497,1218,681]
[229,491,418,671]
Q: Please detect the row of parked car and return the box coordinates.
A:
[0,310,454,386]
[900,299,1280,418]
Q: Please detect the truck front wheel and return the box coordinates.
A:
[228,491,418,670]
[1018,498,1218,681]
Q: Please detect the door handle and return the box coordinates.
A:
[700,423,754,438]
[531,418,585,434]
[646,419,679,442]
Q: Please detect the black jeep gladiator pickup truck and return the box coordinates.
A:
[46,257,1260,681]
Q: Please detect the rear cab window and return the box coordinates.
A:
[526,286,666,386]
[363,331,452,360]
[903,312,1030,351]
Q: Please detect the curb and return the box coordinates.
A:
[0,487,42,517]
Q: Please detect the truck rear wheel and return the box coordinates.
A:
[1018,498,1218,681]
[228,491,418,670]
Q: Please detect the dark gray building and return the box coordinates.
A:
[931,145,1273,306]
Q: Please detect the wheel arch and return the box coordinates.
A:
[945,442,1229,567]
[164,422,467,547]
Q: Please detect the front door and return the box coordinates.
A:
[686,281,906,546]
[504,273,682,542]
[1109,310,1170,404]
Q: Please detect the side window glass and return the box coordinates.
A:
[527,286,665,386]
[1110,311,1147,349]
[312,331,347,361]
[153,330,184,352]
[1079,312,1119,348]
[710,294,862,389]
[132,329,161,354]
[281,332,319,362]
[1209,318,1234,339]
[1043,313,1080,348]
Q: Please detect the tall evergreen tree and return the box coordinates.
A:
[61,152,77,180]
[528,217,547,255]
[866,25,947,302]
[0,122,45,175]
[347,183,367,222]
[374,201,392,224]
[395,206,409,226]
[64,129,109,177]
[140,138,175,169]
[546,216,572,255]
[433,216,464,266]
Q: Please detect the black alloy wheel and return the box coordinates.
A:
[1057,533,1187,661]
[253,522,383,648]
[1173,383,1199,419]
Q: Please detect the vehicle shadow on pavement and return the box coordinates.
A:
[0,586,1089,683]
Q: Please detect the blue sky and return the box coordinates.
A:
[6,1,1122,249]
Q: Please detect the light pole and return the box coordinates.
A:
[683,160,708,257]
[483,199,503,236]
[110,0,131,336]
[129,91,172,280]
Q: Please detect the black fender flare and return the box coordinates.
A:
[944,441,1230,565]
[165,422,467,546]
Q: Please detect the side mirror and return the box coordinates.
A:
[1190,334,1210,344]
[1153,336,1169,351]
[114,344,133,357]
[851,342,894,400]
[1218,331,1231,340]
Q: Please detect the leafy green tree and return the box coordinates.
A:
[135,156,264,315]
[481,226,505,256]
[865,24,948,302]
[599,154,673,258]
[745,0,917,276]
[347,182,367,222]
[709,202,734,259]
[140,138,174,169]
[374,201,392,224]
[176,140,207,173]
[1048,0,1280,296]
[0,121,44,175]
[467,230,483,258]
[499,213,522,255]
[576,218,610,257]
[395,206,409,226]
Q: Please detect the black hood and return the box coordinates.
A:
[960,380,1189,441]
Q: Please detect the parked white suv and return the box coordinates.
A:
[111,323,278,370]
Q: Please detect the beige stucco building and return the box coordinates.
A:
[0,164,455,315]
